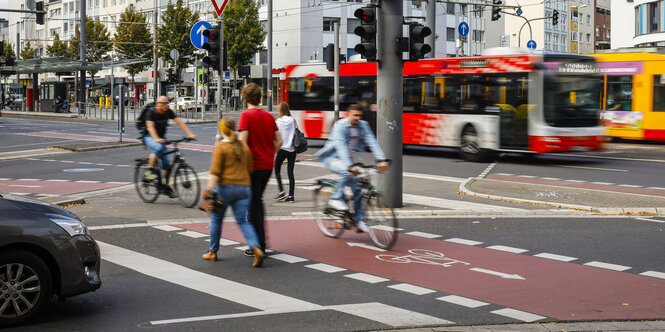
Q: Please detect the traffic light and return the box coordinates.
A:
[36,1,44,25]
[202,25,226,72]
[552,10,559,26]
[166,68,173,83]
[353,5,377,61]
[408,23,431,61]
[325,43,334,71]
[491,0,502,21]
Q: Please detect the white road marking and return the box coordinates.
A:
[177,231,208,238]
[533,253,577,262]
[404,231,442,239]
[437,295,489,308]
[76,180,101,183]
[387,283,436,295]
[218,239,240,246]
[564,179,586,183]
[96,163,113,166]
[402,172,465,183]
[107,181,130,185]
[344,272,389,284]
[59,160,75,163]
[639,271,665,280]
[403,194,524,211]
[0,178,10,180]
[486,245,528,254]
[540,177,561,181]
[491,308,546,322]
[18,178,40,181]
[557,165,629,172]
[117,165,132,167]
[444,238,483,246]
[583,261,631,271]
[328,302,453,326]
[8,184,41,188]
[45,179,69,182]
[517,175,537,178]
[152,225,183,232]
[647,187,665,191]
[469,267,525,280]
[617,184,643,188]
[371,225,403,232]
[478,161,498,179]
[79,162,94,165]
[633,217,663,223]
[270,253,308,264]
[305,263,346,273]
[346,242,387,252]
[591,182,615,185]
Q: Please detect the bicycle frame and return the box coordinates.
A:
[317,167,379,225]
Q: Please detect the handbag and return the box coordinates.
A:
[293,128,308,154]
[198,190,224,215]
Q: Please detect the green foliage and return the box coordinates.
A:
[46,34,69,57]
[223,0,266,70]
[20,41,35,59]
[3,42,15,59]
[114,7,153,77]
[157,0,199,69]
[67,17,113,75]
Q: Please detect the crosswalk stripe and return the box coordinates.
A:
[437,295,489,308]
[491,308,546,322]
[403,193,524,211]
[387,283,436,295]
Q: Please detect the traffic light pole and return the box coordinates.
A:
[426,0,436,57]
[377,0,403,208]
[333,21,340,123]
[215,17,224,142]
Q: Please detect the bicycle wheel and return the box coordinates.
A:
[313,183,344,238]
[365,192,398,250]
[134,160,160,203]
[172,163,200,208]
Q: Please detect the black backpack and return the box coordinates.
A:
[136,104,155,135]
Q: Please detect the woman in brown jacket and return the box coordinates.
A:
[202,118,264,267]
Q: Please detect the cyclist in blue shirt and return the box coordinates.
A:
[316,104,389,232]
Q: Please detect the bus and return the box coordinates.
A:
[589,49,665,141]
[280,51,605,161]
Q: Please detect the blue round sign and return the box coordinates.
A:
[190,21,213,49]
[458,22,469,37]
[526,40,537,50]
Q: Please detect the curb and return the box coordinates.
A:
[49,141,143,152]
[458,177,665,216]
[3,110,78,118]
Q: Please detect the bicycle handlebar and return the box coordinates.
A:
[350,159,392,169]
[164,137,196,145]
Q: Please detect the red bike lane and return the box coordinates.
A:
[177,219,665,321]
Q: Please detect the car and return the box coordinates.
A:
[0,194,101,327]
[174,97,197,112]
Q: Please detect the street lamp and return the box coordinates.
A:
[570,4,588,54]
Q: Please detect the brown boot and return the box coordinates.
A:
[252,247,265,267]
[202,251,217,261]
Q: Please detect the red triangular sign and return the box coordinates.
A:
[211,0,230,16]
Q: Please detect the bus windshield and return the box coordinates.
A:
[544,74,602,127]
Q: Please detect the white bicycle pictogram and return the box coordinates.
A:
[376,249,470,268]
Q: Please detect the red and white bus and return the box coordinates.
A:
[279,51,606,161]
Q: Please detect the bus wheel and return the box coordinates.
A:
[459,125,487,162]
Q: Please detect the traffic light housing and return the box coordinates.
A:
[202,25,227,72]
[353,5,377,61]
[36,1,44,25]
[491,0,502,21]
[166,68,173,83]
[552,10,559,26]
[325,43,334,71]
[408,23,431,61]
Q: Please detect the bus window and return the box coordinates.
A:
[654,75,665,112]
[606,75,632,111]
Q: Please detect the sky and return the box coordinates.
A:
[1,0,9,20]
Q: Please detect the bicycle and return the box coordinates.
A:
[134,137,201,208]
[312,162,398,250]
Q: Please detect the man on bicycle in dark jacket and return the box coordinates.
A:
[142,95,197,197]
[315,104,389,232]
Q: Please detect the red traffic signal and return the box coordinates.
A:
[353,5,378,61]
[354,7,375,23]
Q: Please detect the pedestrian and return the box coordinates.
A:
[202,117,265,267]
[273,102,297,202]
[238,83,282,257]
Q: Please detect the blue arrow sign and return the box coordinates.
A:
[190,21,213,49]
[458,22,469,37]
[527,40,537,50]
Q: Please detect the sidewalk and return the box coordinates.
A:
[378,319,665,331]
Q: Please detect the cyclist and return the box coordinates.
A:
[315,104,389,232]
[142,95,197,197]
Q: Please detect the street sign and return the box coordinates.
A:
[170,49,180,61]
[211,0,230,16]
[224,71,230,80]
[516,8,523,16]
[113,85,130,101]
[190,21,213,49]
[458,22,469,37]
[527,40,537,50]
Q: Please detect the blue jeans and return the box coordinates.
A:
[208,184,260,252]
[322,157,363,222]
[143,135,171,170]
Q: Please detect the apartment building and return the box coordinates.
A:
[594,0,610,50]
[613,0,665,48]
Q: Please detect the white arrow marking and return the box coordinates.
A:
[469,267,525,280]
[346,242,386,252]
[196,24,207,47]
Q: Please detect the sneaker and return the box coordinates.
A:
[328,199,349,211]
[161,185,177,198]
[274,191,287,201]
[355,220,370,233]
[243,248,254,257]
[144,170,157,181]
[284,196,295,203]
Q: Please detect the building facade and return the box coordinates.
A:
[613,0,665,48]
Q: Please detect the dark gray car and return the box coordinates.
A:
[0,194,101,327]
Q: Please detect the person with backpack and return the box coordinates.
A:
[273,102,298,203]
[139,95,197,198]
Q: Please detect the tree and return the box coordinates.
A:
[223,0,266,70]
[157,0,198,71]
[114,7,153,102]
[2,42,15,59]
[20,41,36,59]
[47,33,69,57]
[67,17,113,76]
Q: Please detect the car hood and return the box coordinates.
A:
[1,194,79,220]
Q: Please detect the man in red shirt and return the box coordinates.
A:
[238,83,282,256]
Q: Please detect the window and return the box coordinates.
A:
[596,26,600,37]
[347,18,360,34]
[446,27,455,41]
[460,4,466,16]
[606,29,610,38]
[447,3,455,14]
[323,17,339,32]
[636,7,641,35]
[473,5,483,18]
[472,30,483,42]
[654,75,665,111]
[571,31,577,41]
[103,0,107,6]
[606,76,632,111]
[587,14,590,24]
[586,33,590,43]
[64,23,68,32]
[648,2,660,33]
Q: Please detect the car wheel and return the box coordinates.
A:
[0,250,53,328]
[459,125,489,162]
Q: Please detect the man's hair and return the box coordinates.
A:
[241,83,262,106]
[348,104,363,112]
